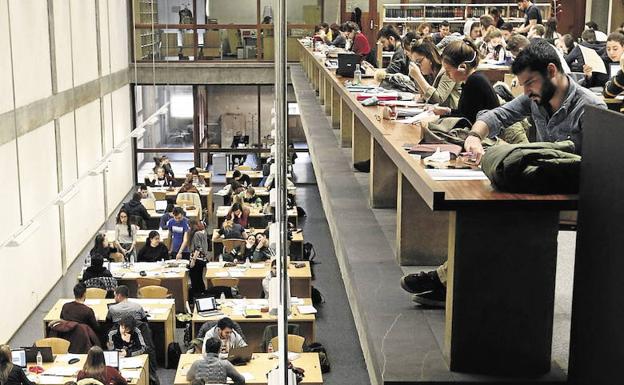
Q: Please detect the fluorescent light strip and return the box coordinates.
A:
[55,185,79,205]
[6,220,40,247]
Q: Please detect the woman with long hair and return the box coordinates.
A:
[77,346,127,385]
[188,218,209,297]
[90,233,115,260]
[408,38,461,108]
[0,345,34,385]
[137,231,169,262]
[114,209,138,262]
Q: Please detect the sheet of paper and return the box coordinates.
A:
[214,271,229,277]
[229,271,245,278]
[297,305,318,314]
[129,298,174,305]
[241,372,255,380]
[121,369,142,380]
[250,263,265,269]
[290,297,304,305]
[147,308,169,315]
[396,110,435,124]
[120,357,144,369]
[43,366,80,376]
[55,354,82,364]
[84,299,101,305]
[425,168,489,181]
[206,262,223,269]
[579,45,607,74]
[272,351,301,361]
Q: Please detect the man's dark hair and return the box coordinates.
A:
[114,285,130,298]
[489,7,500,17]
[511,39,563,75]
[581,29,596,44]
[377,25,401,42]
[165,203,175,213]
[204,338,221,354]
[343,21,359,33]
[232,170,242,178]
[172,206,184,216]
[506,34,530,56]
[585,21,599,30]
[500,22,513,32]
[138,183,148,191]
[120,314,136,329]
[480,15,495,30]
[217,317,236,331]
[132,192,143,202]
[439,20,450,28]
[74,283,87,299]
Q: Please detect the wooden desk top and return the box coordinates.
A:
[105,229,169,243]
[174,353,322,385]
[216,206,298,218]
[149,186,212,197]
[205,261,312,280]
[192,298,316,323]
[147,206,199,219]
[300,41,578,211]
[29,354,148,385]
[109,261,188,280]
[44,298,174,323]
[212,228,304,243]
[226,170,265,179]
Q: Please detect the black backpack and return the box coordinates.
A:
[306,342,330,373]
[311,286,324,307]
[166,342,182,369]
[303,242,316,263]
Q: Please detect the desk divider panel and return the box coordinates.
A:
[341,99,354,148]
[331,88,341,128]
[370,138,397,208]
[324,80,332,115]
[352,116,370,164]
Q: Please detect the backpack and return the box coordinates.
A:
[306,342,330,373]
[302,243,316,263]
[311,286,324,307]
[166,342,182,369]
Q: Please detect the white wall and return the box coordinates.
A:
[0,0,132,343]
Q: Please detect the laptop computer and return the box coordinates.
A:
[336,53,361,78]
[11,349,26,368]
[23,346,54,363]
[195,297,222,317]
[155,200,167,213]
[103,350,119,369]
[227,345,254,365]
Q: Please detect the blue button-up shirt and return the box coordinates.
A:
[477,76,607,154]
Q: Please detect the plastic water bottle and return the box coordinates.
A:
[36,351,42,367]
[85,254,91,268]
[218,254,223,263]
[219,292,226,303]
[130,252,135,265]
[245,257,251,268]
[267,342,274,353]
[353,64,362,85]
[107,259,112,271]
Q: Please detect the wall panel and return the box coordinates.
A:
[70,0,98,86]
[58,112,78,189]
[0,140,22,238]
[0,0,14,114]
[106,147,133,217]
[112,85,132,146]
[74,100,102,175]
[53,0,73,93]
[99,0,111,76]
[108,0,129,73]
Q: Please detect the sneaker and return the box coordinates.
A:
[400,270,442,294]
[412,287,446,308]
[354,159,370,173]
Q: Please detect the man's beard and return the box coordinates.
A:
[533,77,556,107]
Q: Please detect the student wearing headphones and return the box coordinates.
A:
[431,38,500,124]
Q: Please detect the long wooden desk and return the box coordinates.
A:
[211,228,304,259]
[28,354,149,385]
[299,41,577,376]
[174,353,322,385]
[43,298,175,367]
[216,206,298,228]
[91,261,190,313]
[105,229,171,251]
[191,298,316,351]
[205,261,312,298]
[173,170,212,186]
[225,170,265,186]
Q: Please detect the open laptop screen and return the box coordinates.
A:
[11,350,26,367]
[196,297,217,312]
[104,350,119,368]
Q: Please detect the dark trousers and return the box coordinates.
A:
[189,259,206,298]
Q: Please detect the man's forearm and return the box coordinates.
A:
[470,120,490,139]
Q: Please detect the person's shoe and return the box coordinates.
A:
[412,287,446,308]
[400,270,442,294]
[354,159,370,173]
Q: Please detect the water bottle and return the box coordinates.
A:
[218,254,223,263]
[130,252,135,265]
[353,64,362,85]
[36,351,43,367]
[85,254,91,268]
[245,257,251,268]
[107,259,111,272]
[219,291,226,303]
[267,341,274,353]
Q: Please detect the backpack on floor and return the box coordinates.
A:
[306,342,330,373]
[166,342,182,369]
[303,242,316,263]
[311,286,325,307]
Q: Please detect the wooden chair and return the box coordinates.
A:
[138,285,170,299]
[109,253,124,262]
[35,337,70,355]
[222,239,246,254]
[210,278,239,288]
[269,335,305,353]
[85,288,107,299]
[152,191,167,201]
[137,277,162,288]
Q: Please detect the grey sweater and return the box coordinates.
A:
[186,353,245,384]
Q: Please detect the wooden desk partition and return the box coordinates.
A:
[299,41,578,376]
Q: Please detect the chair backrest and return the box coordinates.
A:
[210,278,239,288]
[152,191,167,201]
[269,334,305,353]
[138,285,169,299]
[85,288,107,299]
[261,324,300,352]
[236,165,252,171]
[141,198,155,210]
[176,192,202,213]
[137,277,162,288]
[221,239,246,253]
[109,253,124,262]
[36,337,70,355]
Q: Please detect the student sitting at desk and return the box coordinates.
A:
[232,170,251,187]
[189,219,209,297]
[431,39,500,125]
[215,220,247,241]
[107,315,147,357]
[188,338,245,385]
[114,209,138,262]
[159,155,175,179]
[377,25,409,76]
[159,204,174,230]
[227,202,250,228]
[187,167,207,186]
[178,178,200,194]
[137,184,155,201]
[343,21,372,63]
[243,234,257,260]
[252,233,272,262]
[122,193,150,229]
[61,283,100,334]
[408,38,460,108]
[77,346,127,385]
[402,40,607,308]
[240,186,262,206]
[89,233,117,261]
[581,32,624,89]
[604,58,624,98]
[167,207,190,260]
[0,344,34,385]
[137,231,169,262]
[480,29,508,63]
[82,257,113,282]
[431,22,450,45]
[107,286,147,323]
[145,167,174,188]
[201,318,248,357]
[329,23,346,48]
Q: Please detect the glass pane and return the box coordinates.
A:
[135,85,194,149]
[136,151,195,184]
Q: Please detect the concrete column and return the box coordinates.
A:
[396,173,448,266]
[352,115,369,164]
[369,138,397,208]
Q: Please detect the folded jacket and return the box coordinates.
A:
[481,140,581,194]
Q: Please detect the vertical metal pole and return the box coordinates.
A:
[274,0,289,382]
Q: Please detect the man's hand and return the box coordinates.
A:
[176,252,182,260]
[464,135,485,164]
[583,64,593,79]
[408,62,421,79]
[431,106,451,116]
